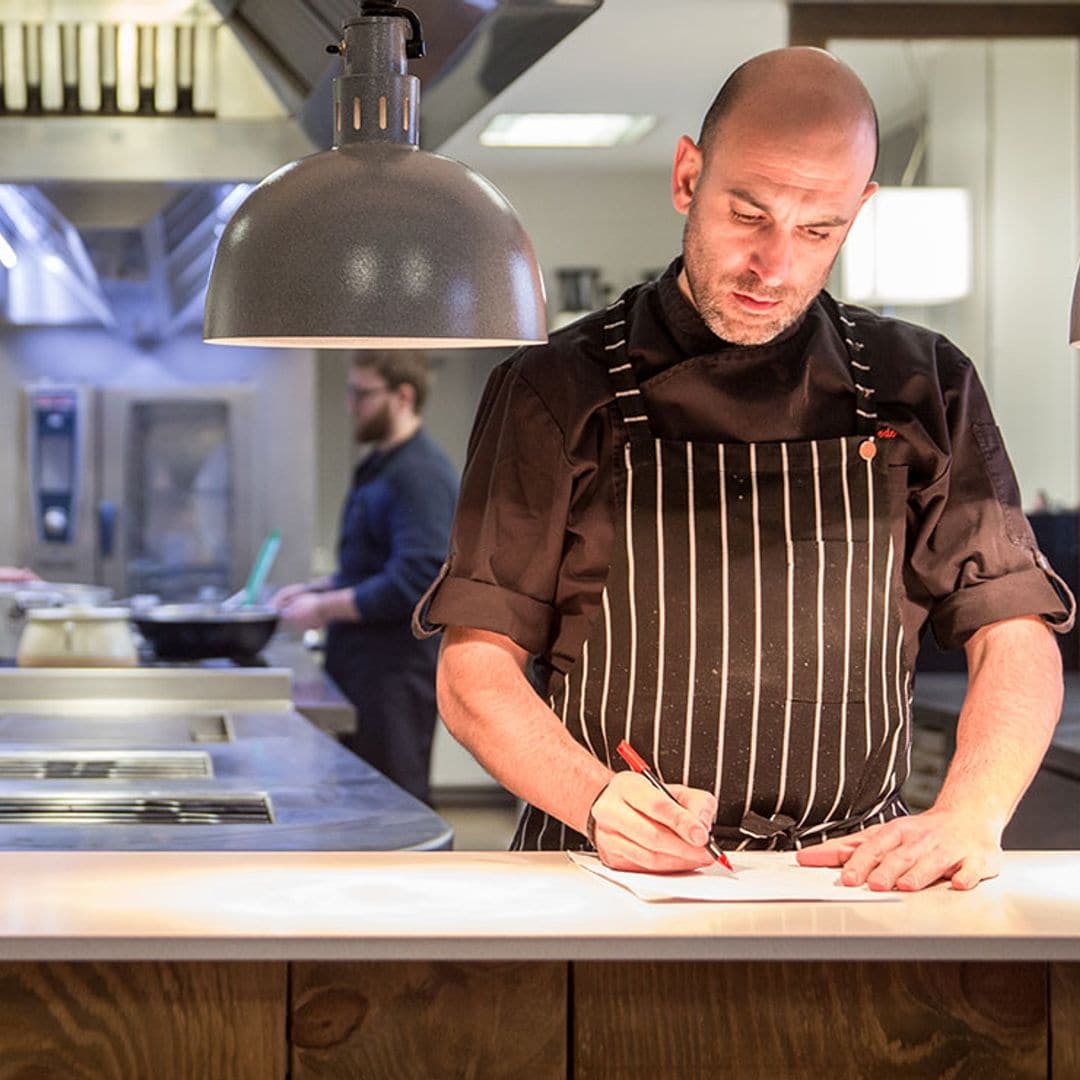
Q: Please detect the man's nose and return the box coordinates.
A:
[749,226,792,287]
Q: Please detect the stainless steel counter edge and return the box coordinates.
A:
[0,666,294,713]
[0,851,1074,962]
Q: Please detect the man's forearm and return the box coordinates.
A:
[315,587,360,623]
[437,626,613,834]
[934,615,1063,832]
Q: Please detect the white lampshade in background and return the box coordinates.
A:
[842,187,972,306]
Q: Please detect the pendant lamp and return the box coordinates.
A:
[204,1,547,349]
[1071,262,1079,348]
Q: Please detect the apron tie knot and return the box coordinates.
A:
[737,811,798,840]
[708,811,805,849]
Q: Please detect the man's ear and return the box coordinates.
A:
[671,135,703,216]
[838,181,878,246]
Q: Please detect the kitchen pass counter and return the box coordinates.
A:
[0,850,1076,1078]
[0,849,1077,962]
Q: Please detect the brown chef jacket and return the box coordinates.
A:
[418,258,1073,678]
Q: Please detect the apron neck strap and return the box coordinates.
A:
[602,293,655,448]
[821,293,880,438]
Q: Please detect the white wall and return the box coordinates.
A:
[986,40,1078,510]
[835,38,1079,510]
[492,168,686,304]
[926,40,1078,509]
[924,43,992,376]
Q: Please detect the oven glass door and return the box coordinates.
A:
[126,399,232,600]
[98,387,254,602]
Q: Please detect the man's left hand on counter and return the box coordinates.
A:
[278,588,359,631]
[795,808,1002,891]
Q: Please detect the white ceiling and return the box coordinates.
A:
[439,0,1076,174]
[441,0,790,172]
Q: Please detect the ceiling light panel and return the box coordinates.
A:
[480,113,656,148]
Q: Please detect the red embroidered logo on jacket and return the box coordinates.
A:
[876,426,898,439]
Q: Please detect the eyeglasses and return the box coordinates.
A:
[347,385,390,402]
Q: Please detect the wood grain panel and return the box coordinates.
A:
[291,960,566,1080]
[1051,963,1080,1079]
[574,960,1046,1080]
[789,3,1080,47]
[0,961,285,1080]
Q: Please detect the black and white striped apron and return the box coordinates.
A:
[512,293,911,852]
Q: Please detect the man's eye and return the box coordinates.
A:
[732,211,763,224]
[804,228,832,241]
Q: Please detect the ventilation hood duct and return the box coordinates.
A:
[0,0,602,342]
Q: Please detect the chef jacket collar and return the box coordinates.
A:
[655,257,811,359]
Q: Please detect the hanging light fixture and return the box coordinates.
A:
[203,1,547,349]
[1070,262,1079,348]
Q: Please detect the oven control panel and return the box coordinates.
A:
[28,387,81,545]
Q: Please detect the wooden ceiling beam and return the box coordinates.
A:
[789,3,1080,48]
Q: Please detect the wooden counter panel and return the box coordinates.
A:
[573,960,1046,1079]
[0,961,285,1080]
[1052,963,1080,1078]
[290,960,567,1079]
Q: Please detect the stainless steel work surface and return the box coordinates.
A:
[0,667,451,852]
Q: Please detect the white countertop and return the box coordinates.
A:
[0,850,1077,963]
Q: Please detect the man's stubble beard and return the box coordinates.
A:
[681,216,836,346]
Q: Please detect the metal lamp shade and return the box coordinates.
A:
[204,142,547,348]
[1071,262,1080,348]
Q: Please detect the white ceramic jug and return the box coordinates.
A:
[16,606,138,668]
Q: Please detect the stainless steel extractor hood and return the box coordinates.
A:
[0,0,602,342]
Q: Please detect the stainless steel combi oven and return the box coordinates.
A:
[20,382,257,602]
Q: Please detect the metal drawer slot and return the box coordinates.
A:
[0,713,233,744]
[186,714,232,743]
[0,751,212,780]
[0,794,272,825]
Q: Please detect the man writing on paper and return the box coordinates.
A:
[415,48,1074,889]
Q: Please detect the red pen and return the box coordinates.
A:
[615,739,736,874]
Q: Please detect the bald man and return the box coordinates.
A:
[416,49,1073,891]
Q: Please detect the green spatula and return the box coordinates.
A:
[242,529,282,607]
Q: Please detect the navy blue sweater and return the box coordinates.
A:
[332,429,458,624]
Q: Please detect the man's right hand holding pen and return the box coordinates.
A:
[586,768,722,874]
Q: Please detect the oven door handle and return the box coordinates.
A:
[97,501,118,559]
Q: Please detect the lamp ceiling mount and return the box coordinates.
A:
[335,1,426,61]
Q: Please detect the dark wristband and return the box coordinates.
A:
[585,781,609,849]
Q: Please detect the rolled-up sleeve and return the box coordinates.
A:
[415,358,578,655]
[908,345,1075,649]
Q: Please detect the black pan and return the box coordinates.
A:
[133,604,278,660]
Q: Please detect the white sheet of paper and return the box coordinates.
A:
[568,852,899,902]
